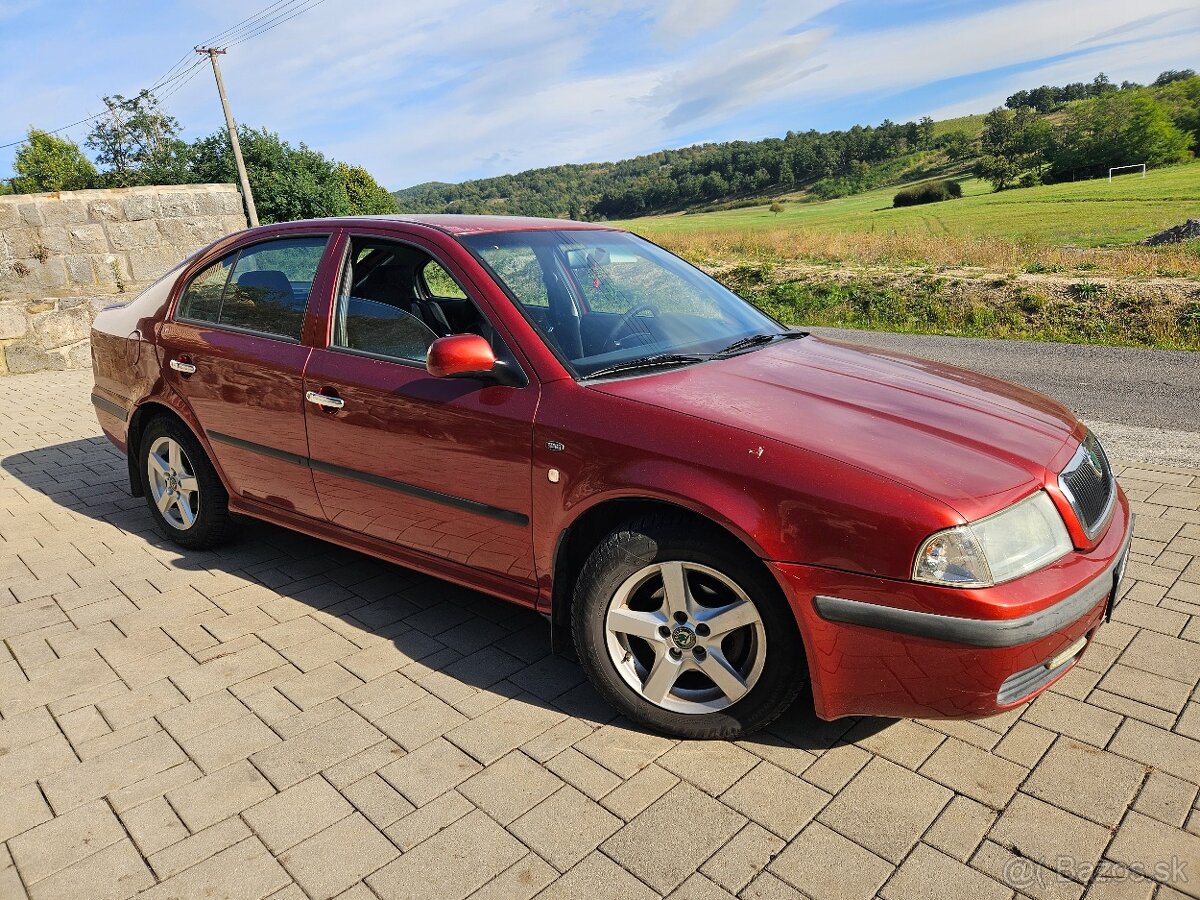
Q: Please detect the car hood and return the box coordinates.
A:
[588,335,1082,518]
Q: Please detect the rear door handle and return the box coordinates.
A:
[305,391,345,410]
[169,358,197,374]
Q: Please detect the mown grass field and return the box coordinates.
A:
[623,160,1200,249]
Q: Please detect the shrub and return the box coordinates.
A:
[892,179,963,208]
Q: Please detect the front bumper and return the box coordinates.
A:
[769,490,1133,720]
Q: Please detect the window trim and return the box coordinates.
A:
[172,232,332,345]
[326,233,496,370]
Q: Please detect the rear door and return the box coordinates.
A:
[301,228,540,595]
[159,233,334,519]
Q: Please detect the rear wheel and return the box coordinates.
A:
[139,417,235,549]
[572,513,806,739]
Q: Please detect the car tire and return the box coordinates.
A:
[572,513,807,739]
[138,416,235,550]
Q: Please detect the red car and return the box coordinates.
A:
[90,215,1132,739]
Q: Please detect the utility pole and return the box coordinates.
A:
[196,47,259,227]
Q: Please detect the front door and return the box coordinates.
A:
[160,234,333,519]
[302,232,540,593]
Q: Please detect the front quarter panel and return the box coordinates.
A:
[532,380,961,606]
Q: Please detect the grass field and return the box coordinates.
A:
[618,161,1200,349]
[624,160,1200,247]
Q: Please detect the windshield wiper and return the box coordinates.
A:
[717,331,807,356]
[585,353,710,380]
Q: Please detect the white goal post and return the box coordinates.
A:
[1109,163,1146,182]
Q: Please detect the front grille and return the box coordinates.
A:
[1059,432,1115,539]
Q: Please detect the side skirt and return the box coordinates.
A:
[228,495,542,612]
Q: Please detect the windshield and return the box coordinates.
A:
[460,229,782,378]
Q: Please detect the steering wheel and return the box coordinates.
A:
[605,303,660,347]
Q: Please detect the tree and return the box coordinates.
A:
[975,107,1052,190]
[86,91,184,187]
[1154,69,1196,87]
[936,130,975,161]
[336,164,397,215]
[11,128,97,193]
[1049,91,1192,180]
[189,126,400,223]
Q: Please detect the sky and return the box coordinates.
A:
[1,0,1197,190]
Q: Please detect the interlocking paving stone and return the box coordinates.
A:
[509,784,623,871]
[458,750,563,825]
[250,710,384,789]
[1022,738,1147,827]
[918,736,1027,810]
[1106,811,1200,898]
[533,851,658,900]
[818,757,953,863]
[601,782,745,893]
[990,793,1113,879]
[40,730,188,814]
[769,821,893,900]
[241,774,355,854]
[165,758,277,832]
[276,812,398,900]
[3,369,1200,899]
[365,810,525,900]
[880,843,1013,900]
[8,799,126,885]
[721,759,831,840]
[26,839,155,900]
[378,736,482,807]
[699,821,785,895]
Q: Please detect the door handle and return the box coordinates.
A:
[305,390,345,410]
[169,358,197,375]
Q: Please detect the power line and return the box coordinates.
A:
[199,0,300,47]
[222,0,330,49]
[0,60,208,151]
[1,0,326,152]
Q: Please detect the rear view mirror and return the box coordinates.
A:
[426,334,498,379]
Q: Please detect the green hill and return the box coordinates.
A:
[392,70,1197,226]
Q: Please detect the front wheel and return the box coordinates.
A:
[572,514,807,739]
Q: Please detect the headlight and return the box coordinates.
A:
[913,491,1072,588]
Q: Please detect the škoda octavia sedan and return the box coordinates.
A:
[91,215,1131,738]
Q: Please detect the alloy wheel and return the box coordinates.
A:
[604,561,767,714]
[146,435,200,530]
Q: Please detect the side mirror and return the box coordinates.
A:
[426,334,498,379]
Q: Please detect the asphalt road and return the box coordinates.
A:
[806,327,1200,468]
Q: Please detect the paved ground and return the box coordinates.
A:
[807,327,1200,468]
[2,368,1199,900]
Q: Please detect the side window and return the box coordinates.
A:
[177,257,232,324]
[422,261,467,299]
[175,236,328,339]
[221,236,329,339]
[335,298,436,363]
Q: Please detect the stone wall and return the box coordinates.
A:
[0,184,247,374]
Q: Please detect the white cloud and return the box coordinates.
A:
[2,0,1197,185]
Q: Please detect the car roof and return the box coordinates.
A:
[251,214,622,237]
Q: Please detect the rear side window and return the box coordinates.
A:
[176,236,329,340]
[177,257,231,324]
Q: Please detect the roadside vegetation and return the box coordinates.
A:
[6,91,397,222]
